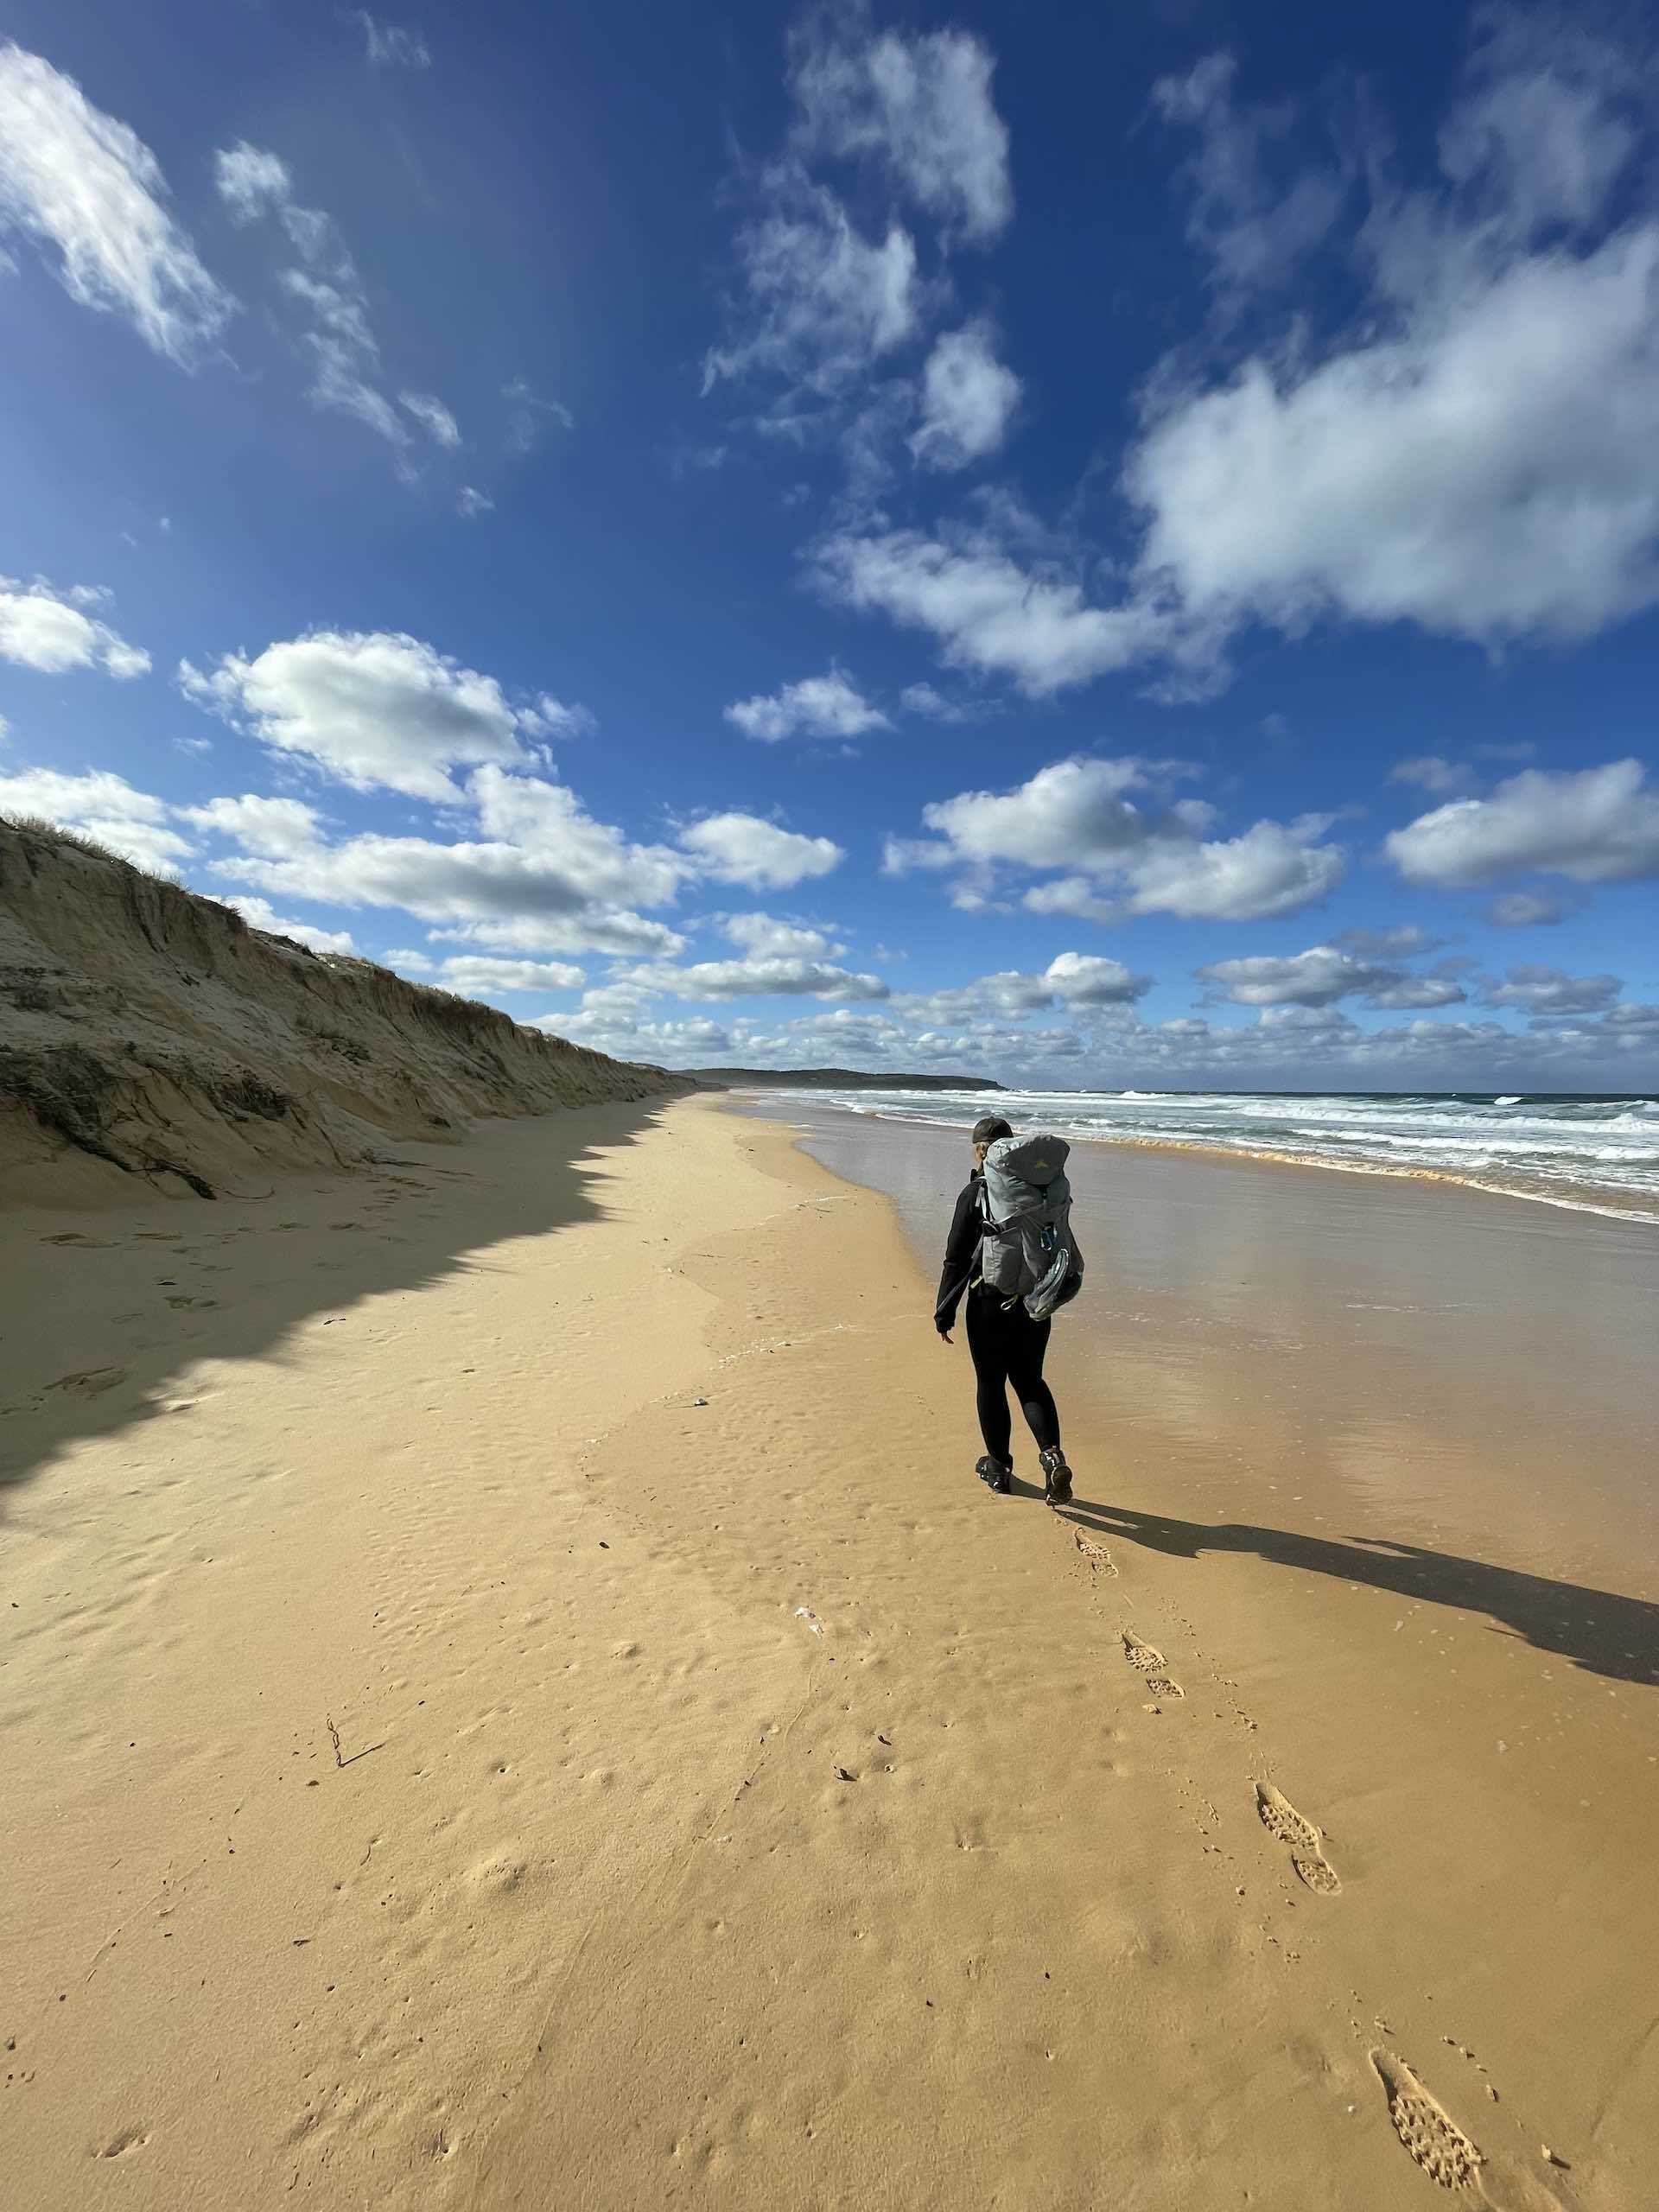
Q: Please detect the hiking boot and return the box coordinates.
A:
[976,1455,1013,1495]
[1039,1446,1072,1508]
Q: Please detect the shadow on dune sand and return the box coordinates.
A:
[1061,1494,1659,1691]
[0,1099,675,1499]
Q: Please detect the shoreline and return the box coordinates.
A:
[5,1094,1655,2209]
[762,1093,1659,1227]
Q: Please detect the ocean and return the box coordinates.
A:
[762,1086,1659,1224]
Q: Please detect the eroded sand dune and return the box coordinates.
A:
[0,817,689,1207]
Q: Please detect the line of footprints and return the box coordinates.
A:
[1117,1627,1340,1892]
[1115,1623,1577,2204]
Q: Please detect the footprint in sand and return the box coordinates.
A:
[46,1367,127,1399]
[1370,2050,1484,2191]
[164,1295,219,1311]
[1255,1780,1341,1894]
[1122,1628,1183,1700]
[95,2124,150,2158]
[1073,1530,1116,1576]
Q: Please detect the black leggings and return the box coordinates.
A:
[965,1287,1060,1464]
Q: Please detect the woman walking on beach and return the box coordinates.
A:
[935,1115,1073,1505]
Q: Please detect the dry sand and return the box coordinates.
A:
[3,1094,1655,2209]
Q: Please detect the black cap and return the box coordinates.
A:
[972,1114,1013,1147]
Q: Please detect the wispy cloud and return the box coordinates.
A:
[0,43,232,364]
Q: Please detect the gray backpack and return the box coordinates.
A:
[979,1134,1084,1321]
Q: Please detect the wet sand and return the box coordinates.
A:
[4,1093,1656,2209]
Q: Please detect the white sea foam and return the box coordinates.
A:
[766,1086,1659,1224]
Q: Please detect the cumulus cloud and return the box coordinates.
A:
[226,895,357,955]
[0,577,149,678]
[820,22,1659,695]
[0,44,233,363]
[814,525,1185,696]
[720,912,843,959]
[1385,760,1659,886]
[1479,964,1621,1017]
[199,775,688,957]
[791,16,1012,245]
[416,954,585,995]
[178,631,545,800]
[724,668,889,743]
[911,323,1020,469]
[677,811,843,890]
[182,793,323,855]
[1127,25,1659,663]
[899,954,1150,1027]
[889,754,1345,922]
[0,765,189,869]
[626,956,888,1002]
[1197,944,1465,1010]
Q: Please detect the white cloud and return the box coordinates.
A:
[1116,820,1346,921]
[1480,965,1621,1017]
[180,631,543,800]
[214,143,292,225]
[421,955,585,995]
[816,26,1659,696]
[626,957,888,1003]
[1389,755,1471,796]
[814,525,1185,696]
[704,178,920,400]
[226,895,357,955]
[1336,925,1444,959]
[1385,760,1659,886]
[0,44,232,363]
[677,811,843,890]
[213,141,454,460]
[889,755,1345,923]
[519,693,593,740]
[434,912,684,958]
[901,954,1150,1027]
[0,576,149,678]
[1041,951,1149,1006]
[458,486,494,518]
[1127,26,1659,664]
[791,19,1012,245]
[911,323,1020,469]
[0,764,188,869]
[504,376,574,454]
[899,681,978,722]
[1486,889,1567,927]
[355,14,431,68]
[1153,51,1347,296]
[724,668,889,743]
[401,390,460,447]
[720,912,842,960]
[183,793,324,856]
[1197,944,1465,1010]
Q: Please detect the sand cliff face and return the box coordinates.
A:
[0,819,691,1205]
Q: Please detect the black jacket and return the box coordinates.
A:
[934,1172,987,1332]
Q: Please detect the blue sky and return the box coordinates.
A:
[2,0,1656,1089]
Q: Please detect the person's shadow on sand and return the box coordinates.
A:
[1059,1495,1659,1691]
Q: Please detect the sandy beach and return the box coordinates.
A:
[4,1092,1657,2210]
